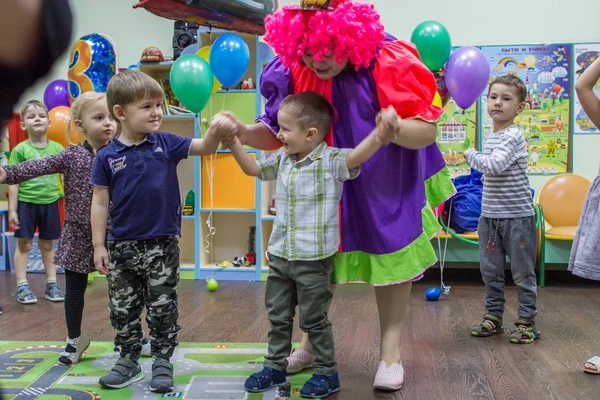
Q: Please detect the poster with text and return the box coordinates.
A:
[573,43,600,134]
[481,44,571,174]
[436,99,478,178]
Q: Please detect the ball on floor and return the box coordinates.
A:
[207,277,218,292]
[425,287,441,301]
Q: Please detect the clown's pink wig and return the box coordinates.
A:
[264,1,385,70]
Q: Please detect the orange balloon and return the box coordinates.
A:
[47,106,70,148]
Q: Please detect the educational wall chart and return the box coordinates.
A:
[573,43,600,134]
[481,44,572,174]
[436,99,478,178]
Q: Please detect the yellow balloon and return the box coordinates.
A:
[196,46,222,93]
[433,91,443,107]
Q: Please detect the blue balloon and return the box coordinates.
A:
[68,33,117,103]
[425,287,441,301]
[210,34,250,87]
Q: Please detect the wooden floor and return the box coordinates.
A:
[1,272,600,400]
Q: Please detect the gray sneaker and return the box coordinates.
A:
[149,359,174,393]
[45,283,65,302]
[99,358,143,389]
[58,333,91,365]
[15,285,37,304]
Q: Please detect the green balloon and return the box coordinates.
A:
[411,21,452,72]
[170,54,214,113]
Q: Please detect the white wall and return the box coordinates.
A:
[16,0,600,186]
[19,0,173,108]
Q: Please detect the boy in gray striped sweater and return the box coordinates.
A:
[463,75,540,344]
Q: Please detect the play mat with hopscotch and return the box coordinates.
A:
[0,341,318,399]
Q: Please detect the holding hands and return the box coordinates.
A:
[375,106,402,145]
[209,112,245,149]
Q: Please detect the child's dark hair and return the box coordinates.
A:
[489,75,527,102]
[106,70,164,120]
[279,91,333,139]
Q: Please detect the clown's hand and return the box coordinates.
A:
[376,106,400,145]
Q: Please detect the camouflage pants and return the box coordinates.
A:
[107,236,181,361]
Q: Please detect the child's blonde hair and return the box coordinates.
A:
[20,100,48,121]
[106,70,164,121]
[68,91,106,142]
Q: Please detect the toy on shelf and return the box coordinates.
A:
[216,260,233,268]
[269,196,276,215]
[216,257,251,268]
[140,46,165,63]
[242,78,255,90]
[183,190,195,216]
[246,226,256,264]
[233,256,252,268]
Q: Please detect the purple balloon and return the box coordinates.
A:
[43,79,70,110]
[445,46,490,109]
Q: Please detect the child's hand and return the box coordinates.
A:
[463,148,476,157]
[221,135,241,150]
[0,167,6,184]
[94,246,109,275]
[9,211,19,230]
[211,112,243,145]
[376,106,400,145]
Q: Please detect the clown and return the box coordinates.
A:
[217,0,455,392]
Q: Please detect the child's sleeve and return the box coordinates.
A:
[89,152,110,187]
[4,148,67,185]
[255,150,283,181]
[8,145,24,166]
[465,136,519,175]
[373,40,443,122]
[164,132,193,162]
[328,148,360,182]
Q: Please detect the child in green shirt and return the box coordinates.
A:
[9,100,65,304]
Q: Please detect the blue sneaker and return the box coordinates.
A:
[244,367,286,392]
[300,372,340,398]
[15,285,37,304]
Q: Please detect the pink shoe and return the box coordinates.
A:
[285,349,315,374]
[373,360,404,391]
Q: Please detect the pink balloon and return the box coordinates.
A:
[445,46,490,109]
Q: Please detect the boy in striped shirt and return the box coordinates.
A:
[464,75,540,344]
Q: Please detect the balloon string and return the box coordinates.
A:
[204,28,217,256]
[204,154,216,254]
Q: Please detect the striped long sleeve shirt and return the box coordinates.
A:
[465,124,534,219]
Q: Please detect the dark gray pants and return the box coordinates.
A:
[264,253,337,376]
[478,216,538,321]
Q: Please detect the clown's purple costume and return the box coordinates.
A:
[234,0,456,391]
